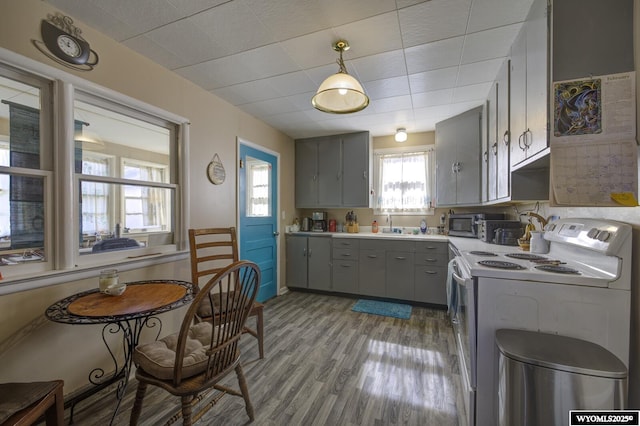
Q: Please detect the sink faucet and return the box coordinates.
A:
[387,214,392,231]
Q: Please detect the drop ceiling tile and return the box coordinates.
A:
[372,95,413,113]
[305,64,346,87]
[143,19,229,65]
[166,0,229,17]
[404,37,465,74]
[221,80,281,104]
[122,35,186,70]
[235,44,300,80]
[351,50,408,82]
[47,0,138,40]
[452,82,493,103]
[399,0,473,47]
[210,86,249,106]
[242,0,330,41]
[409,66,459,93]
[364,76,411,100]
[332,12,403,59]
[457,58,504,86]
[189,1,276,54]
[86,0,184,36]
[264,72,317,97]
[285,92,317,111]
[279,30,340,69]
[461,23,522,64]
[467,0,534,33]
[320,0,397,27]
[412,89,454,108]
[176,56,257,90]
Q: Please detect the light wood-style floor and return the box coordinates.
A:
[64,291,465,426]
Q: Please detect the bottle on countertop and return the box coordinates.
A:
[372,220,379,233]
[420,219,427,234]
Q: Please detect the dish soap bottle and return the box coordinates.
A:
[372,220,379,233]
[420,219,427,234]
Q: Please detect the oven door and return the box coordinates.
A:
[451,257,476,426]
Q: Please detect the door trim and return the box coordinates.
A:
[236,137,281,296]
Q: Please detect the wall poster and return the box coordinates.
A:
[550,71,638,206]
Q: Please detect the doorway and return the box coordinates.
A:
[238,140,279,302]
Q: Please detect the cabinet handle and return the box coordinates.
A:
[483,151,488,162]
[424,258,437,262]
[367,255,377,258]
[395,256,407,260]
[424,246,438,250]
[451,162,457,174]
[303,248,307,257]
[363,171,367,179]
[524,128,532,149]
[424,270,437,274]
[340,263,352,268]
[341,242,351,246]
[457,162,462,172]
[308,249,312,257]
[492,142,498,155]
[341,253,351,257]
[503,130,510,146]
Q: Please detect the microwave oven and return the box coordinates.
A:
[448,213,505,238]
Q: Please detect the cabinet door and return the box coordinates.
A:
[295,140,318,208]
[308,237,332,291]
[317,137,341,207]
[454,106,482,205]
[435,118,459,206]
[341,132,370,207]
[486,86,498,202]
[496,58,511,200]
[385,251,414,300]
[414,265,447,305]
[332,260,358,293]
[286,236,308,288]
[523,0,548,159]
[509,26,527,167]
[359,249,385,297]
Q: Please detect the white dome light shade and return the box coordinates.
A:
[312,40,370,114]
[312,72,369,114]
[395,128,408,142]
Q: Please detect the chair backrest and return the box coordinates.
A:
[188,227,239,293]
[174,260,260,385]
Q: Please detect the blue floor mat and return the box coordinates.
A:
[351,299,412,319]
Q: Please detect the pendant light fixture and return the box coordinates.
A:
[395,128,408,142]
[312,40,369,114]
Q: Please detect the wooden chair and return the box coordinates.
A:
[188,227,264,359]
[129,261,260,426]
[0,380,64,426]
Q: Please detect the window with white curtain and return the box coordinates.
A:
[246,157,270,217]
[80,154,111,235]
[122,160,168,230]
[374,146,434,214]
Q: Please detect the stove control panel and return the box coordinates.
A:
[544,218,631,255]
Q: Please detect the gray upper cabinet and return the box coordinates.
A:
[295,131,371,208]
[496,58,511,201]
[435,106,483,207]
[510,0,548,168]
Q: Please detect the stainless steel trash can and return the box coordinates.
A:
[496,329,627,426]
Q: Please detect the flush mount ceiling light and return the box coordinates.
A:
[312,40,369,114]
[395,128,408,142]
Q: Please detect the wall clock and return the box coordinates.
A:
[33,13,99,71]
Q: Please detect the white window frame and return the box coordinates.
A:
[120,158,170,232]
[0,48,190,294]
[373,145,435,216]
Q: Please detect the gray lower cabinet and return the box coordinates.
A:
[359,248,385,297]
[386,251,415,300]
[332,238,359,294]
[286,234,331,290]
[414,241,448,304]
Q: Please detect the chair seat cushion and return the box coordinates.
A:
[133,322,212,381]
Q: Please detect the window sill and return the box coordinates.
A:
[373,209,435,216]
[0,250,189,295]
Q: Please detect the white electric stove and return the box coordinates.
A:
[452,218,633,426]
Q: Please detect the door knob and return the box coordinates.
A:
[273,231,280,236]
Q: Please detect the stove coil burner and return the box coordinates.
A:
[469,251,498,256]
[505,253,548,261]
[478,260,526,270]
[535,265,581,274]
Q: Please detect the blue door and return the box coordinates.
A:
[239,142,278,302]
